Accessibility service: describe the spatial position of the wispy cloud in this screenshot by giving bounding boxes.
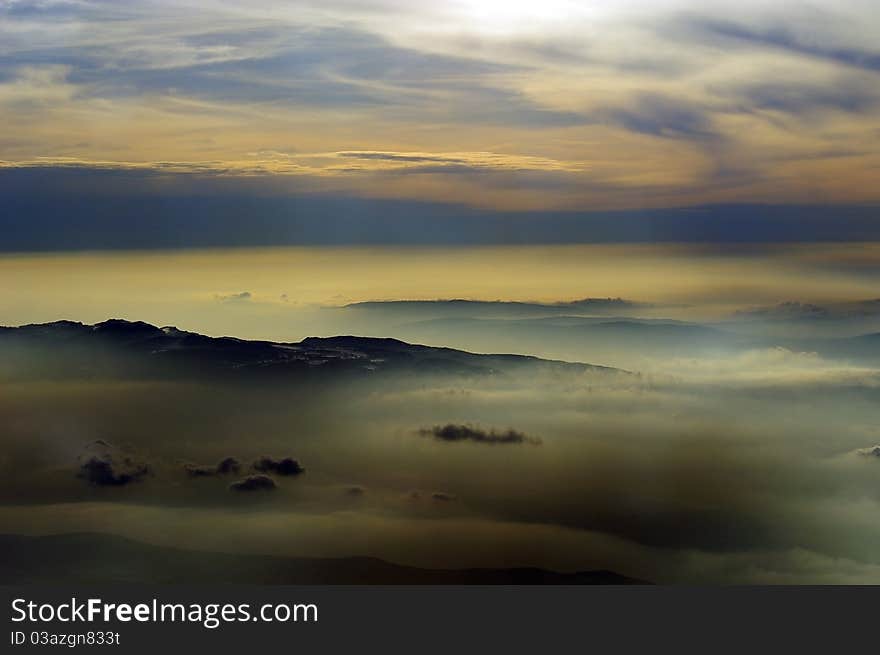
[679,15,880,73]
[1,1,879,211]
[0,148,587,176]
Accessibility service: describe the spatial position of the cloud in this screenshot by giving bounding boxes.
[595,93,715,140]
[253,457,305,476]
[419,424,542,445]
[2,1,880,215]
[0,17,580,127]
[214,291,252,303]
[345,485,366,496]
[78,457,147,486]
[726,79,880,116]
[229,475,276,492]
[184,457,241,477]
[0,149,585,178]
[326,151,584,174]
[431,492,456,502]
[680,16,880,74]
[75,440,150,487]
[856,446,880,458]
[217,457,241,474]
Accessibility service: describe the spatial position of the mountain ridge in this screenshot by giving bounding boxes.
[0,318,627,380]
[0,532,648,585]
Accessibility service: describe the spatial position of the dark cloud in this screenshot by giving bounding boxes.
[680,17,880,73]
[77,456,149,487]
[76,440,150,487]
[216,457,241,474]
[596,93,715,140]
[419,424,542,446]
[345,485,366,496]
[229,475,276,492]
[728,80,880,116]
[253,457,305,476]
[431,492,456,502]
[184,457,241,477]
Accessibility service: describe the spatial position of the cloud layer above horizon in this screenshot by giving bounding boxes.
[1,0,880,218]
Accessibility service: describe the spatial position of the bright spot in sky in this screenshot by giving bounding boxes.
[455,0,583,31]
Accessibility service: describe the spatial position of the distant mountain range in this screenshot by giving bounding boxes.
[396,315,734,350]
[0,319,623,381]
[338,300,880,365]
[344,298,649,319]
[0,533,646,584]
[733,300,880,321]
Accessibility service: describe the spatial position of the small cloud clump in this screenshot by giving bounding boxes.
[419,424,541,445]
[76,441,149,487]
[215,291,252,303]
[253,457,305,476]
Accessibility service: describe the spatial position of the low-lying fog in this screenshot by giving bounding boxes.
[2,354,880,583]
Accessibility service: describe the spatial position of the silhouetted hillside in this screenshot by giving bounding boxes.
[0,319,624,381]
[0,533,646,585]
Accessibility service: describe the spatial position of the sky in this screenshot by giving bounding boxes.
[1,0,879,250]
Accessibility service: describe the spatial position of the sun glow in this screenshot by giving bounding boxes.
[456,0,581,31]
